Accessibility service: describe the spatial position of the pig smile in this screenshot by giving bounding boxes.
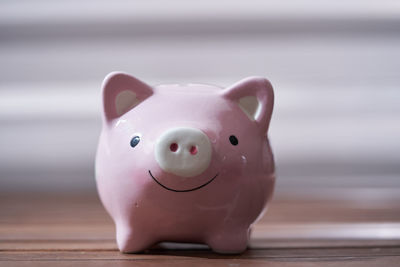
[148,170,218,193]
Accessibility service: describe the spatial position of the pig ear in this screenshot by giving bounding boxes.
[102,72,154,121]
[222,77,274,133]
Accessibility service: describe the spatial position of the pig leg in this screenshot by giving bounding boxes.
[115,222,155,253]
[206,227,249,254]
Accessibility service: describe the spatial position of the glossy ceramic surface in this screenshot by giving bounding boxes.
[95,72,275,254]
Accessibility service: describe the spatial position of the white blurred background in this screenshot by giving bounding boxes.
[0,0,399,199]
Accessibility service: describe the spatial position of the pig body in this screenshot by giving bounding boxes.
[95,73,275,253]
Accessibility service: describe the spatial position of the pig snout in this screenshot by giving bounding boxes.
[154,127,212,178]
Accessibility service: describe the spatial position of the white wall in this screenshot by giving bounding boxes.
[1,0,399,194]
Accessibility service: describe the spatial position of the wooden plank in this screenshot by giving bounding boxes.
[2,193,400,225]
[1,193,400,265]
[1,193,400,251]
[1,223,400,250]
[0,240,117,251]
[1,248,400,267]
[2,247,400,260]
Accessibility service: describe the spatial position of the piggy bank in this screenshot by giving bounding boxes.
[95,72,275,254]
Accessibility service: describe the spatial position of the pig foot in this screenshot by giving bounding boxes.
[207,228,249,254]
[116,224,154,253]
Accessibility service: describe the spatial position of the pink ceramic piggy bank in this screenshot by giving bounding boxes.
[95,72,275,254]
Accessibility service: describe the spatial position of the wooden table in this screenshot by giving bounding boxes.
[1,192,400,266]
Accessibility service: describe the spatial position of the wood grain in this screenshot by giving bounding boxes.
[1,192,400,266]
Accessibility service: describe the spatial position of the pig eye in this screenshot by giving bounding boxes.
[229,135,239,146]
[130,136,140,148]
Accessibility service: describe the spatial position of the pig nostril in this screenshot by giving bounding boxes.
[170,143,178,152]
[190,145,198,155]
